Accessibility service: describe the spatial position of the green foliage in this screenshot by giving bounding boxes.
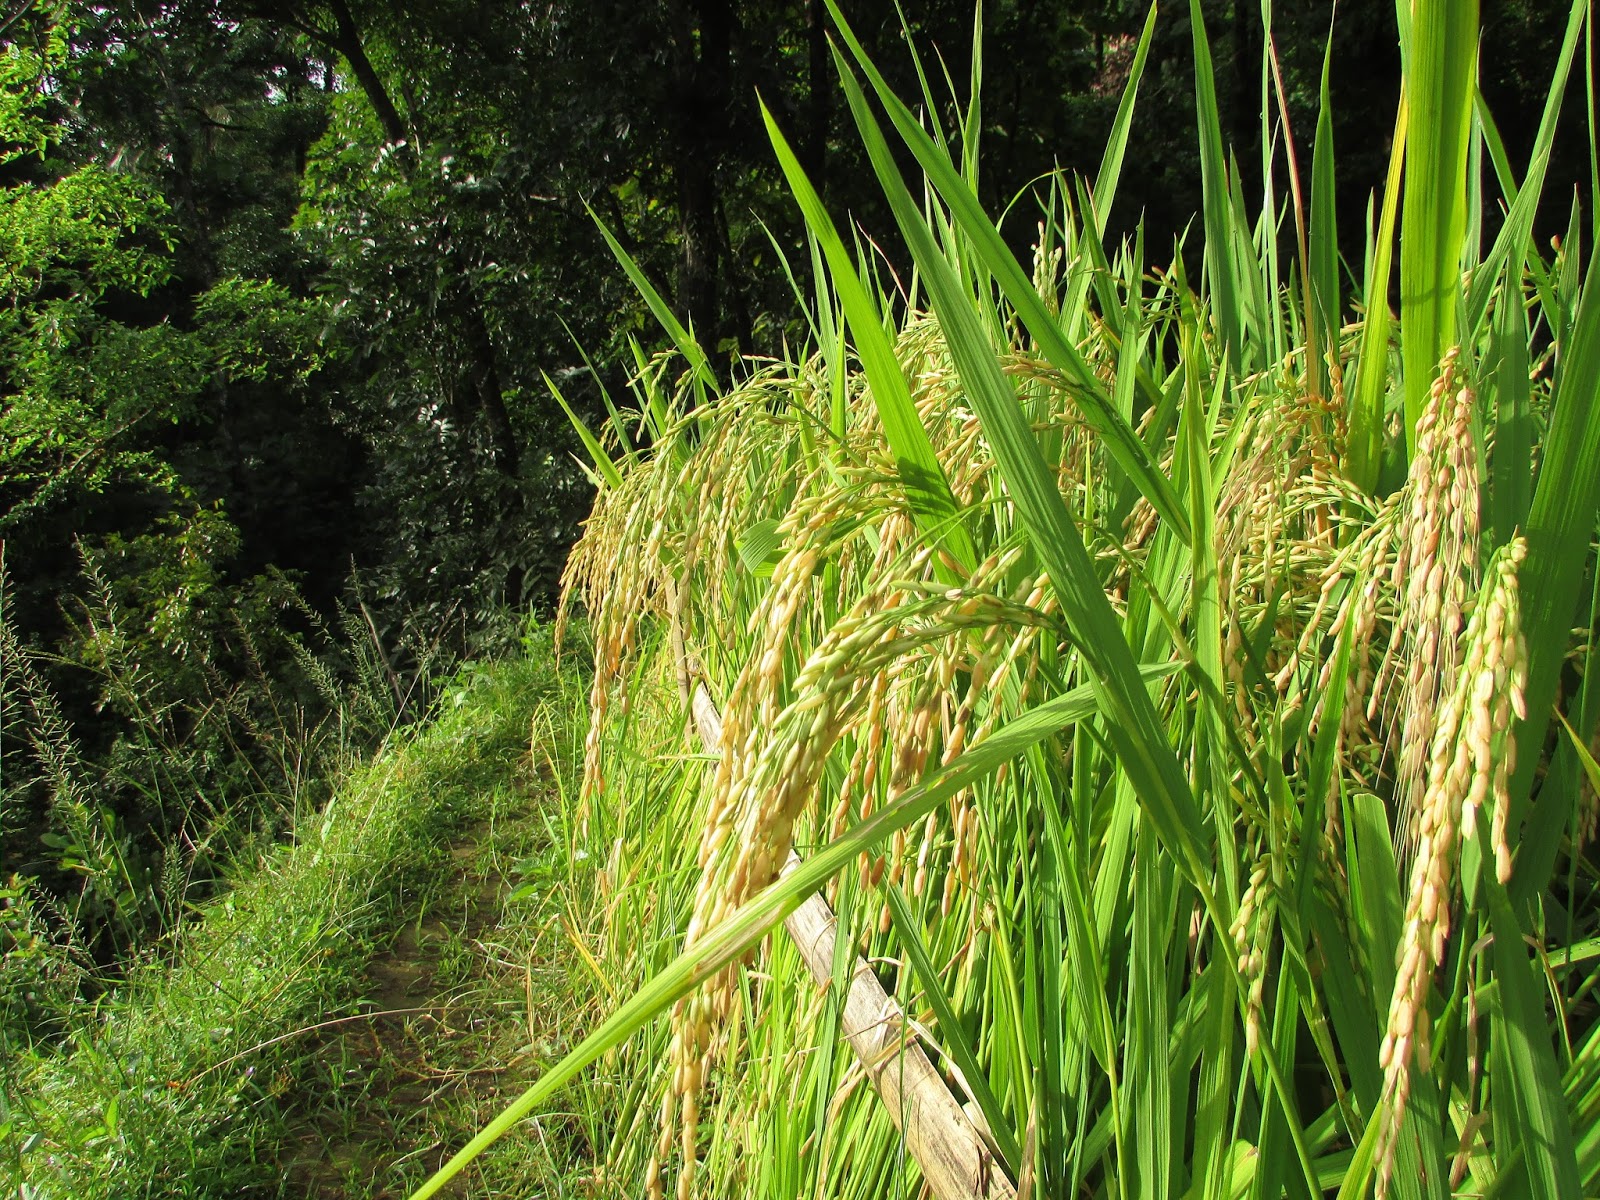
[0,643,574,1197]
[425,4,1600,1198]
[0,876,90,1042]
[0,522,413,974]
[0,5,377,985]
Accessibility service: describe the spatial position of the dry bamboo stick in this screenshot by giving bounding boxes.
[689,683,1015,1200]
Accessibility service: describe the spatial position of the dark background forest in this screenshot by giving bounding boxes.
[0,0,1588,991]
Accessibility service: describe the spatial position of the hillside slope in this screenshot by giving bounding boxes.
[1,637,600,1199]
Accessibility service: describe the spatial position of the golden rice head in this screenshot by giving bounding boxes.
[560,370,811,826]
[1374,536,1526,1198]
[1308,502,1400,834]
[1229,855,1277,1058]
[1030,220,1065,318]
[654,587,1047,1200]
[1388,348,1481,853]
[1210,378,1358,774]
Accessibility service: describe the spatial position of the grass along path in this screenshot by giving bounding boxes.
[286,785,600,1197]
[1,638,603,1199]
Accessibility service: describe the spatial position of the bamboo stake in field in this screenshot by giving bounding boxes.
[690,681,1016,1200]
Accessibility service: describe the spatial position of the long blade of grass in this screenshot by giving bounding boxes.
[1189,0,1246,372]
[1510,239,1600,896]
[1347,92,1407,493]
[1398,0,1478,450]
[1309,25,1339,397]
[1090,2,1157,240]
[884,883,1021,1173]
[824,0,1190,545]
[1059,2,1159,343]
[1484,870,1582,1198]
[759,100,977,573]
[1465,0,1586,337]
[1487,262,1532,542]
[588,205,717,393]
[545,371,624,491]
[1127,821,1176,1198]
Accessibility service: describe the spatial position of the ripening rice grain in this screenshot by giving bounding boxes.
[1388,350,1481,854]
[1375,537,1525,1198]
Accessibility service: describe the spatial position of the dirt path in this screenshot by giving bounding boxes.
[284,777,592,1199]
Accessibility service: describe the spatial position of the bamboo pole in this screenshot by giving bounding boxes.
[689,683,1016,1200]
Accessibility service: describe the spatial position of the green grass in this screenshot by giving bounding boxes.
[0,630,595,1199]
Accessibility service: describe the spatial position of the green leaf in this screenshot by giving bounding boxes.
[544,370,623,491]
[1511,239,1600,895]
[1487,263,1533,542]
[1347,95,1407,493]
[1465,0,1587,338]
[736,518,785,578]
[1556,708,1600,800]
[1485,871,1582,1198]
[1061,2,1160,342]
[759,99,976,574]
[1189,0,1246,373]
[588,204,717,392]
[1398,0,1478,450]
[1309,25,1340,391]
[824,1,1190,545]
[884,883,1021,1173]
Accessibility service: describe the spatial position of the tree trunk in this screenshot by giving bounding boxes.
[326,0,410,147]
[458,295,520,480]
[716,195,753,357]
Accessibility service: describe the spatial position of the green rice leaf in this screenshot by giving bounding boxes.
[1556,708,1600,798]
[1189,0,1246,372]
[1398,0,1478,450]
[736,518,786,578]
[1465,0,1586,337]
[1510,240,1600,893]
[1487,262,1532,542]
[1347,93,1406,494]
[759,100,976,574]
[1061,2,1159,341]
[589,205,717,393]
[884,883,1021,1173]
[824,0,1190,545]
[545,371,624,491]
[1309,24,1339,389]
[1485,871,1582,1198]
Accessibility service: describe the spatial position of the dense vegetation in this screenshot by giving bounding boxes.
[5,0,1303,1017]
[5,0,1600,1197]
[429,4,1600,1200]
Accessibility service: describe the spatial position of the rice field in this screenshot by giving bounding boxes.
[415,2,1600,1197]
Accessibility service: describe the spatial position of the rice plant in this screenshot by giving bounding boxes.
[414,2,1600,1197]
